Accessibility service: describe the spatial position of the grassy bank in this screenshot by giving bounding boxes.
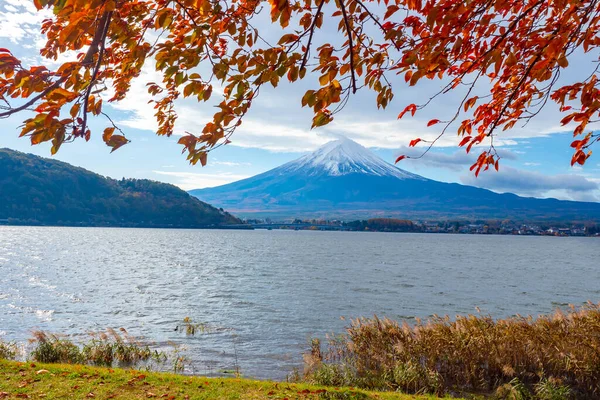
[4,305,599,399]
[0,360,448,400]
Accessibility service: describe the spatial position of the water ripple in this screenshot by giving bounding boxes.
[0,226,598,379]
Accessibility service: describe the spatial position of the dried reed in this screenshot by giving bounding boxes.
[304,304,600,397]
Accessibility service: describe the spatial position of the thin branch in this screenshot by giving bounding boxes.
[0,77,66,118]
[338,0,357,93]
[352,0,397,49]
[300,0,325,71]
[487,28,558,137]
[101,111,126,135]
[81,11,113,136]
[409,70,483,161]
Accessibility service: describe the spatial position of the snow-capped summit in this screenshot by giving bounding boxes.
[189,136,600,221]
[282,137,423,179]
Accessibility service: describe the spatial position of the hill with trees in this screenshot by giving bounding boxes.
[0,148,241,228]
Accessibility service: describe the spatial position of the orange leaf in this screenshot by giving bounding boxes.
[103,127,115,143]
[395,155,406,163]
[463,97,478,112]
[427,119,440,127]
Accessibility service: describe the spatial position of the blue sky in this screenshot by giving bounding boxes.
[1,0,600,202]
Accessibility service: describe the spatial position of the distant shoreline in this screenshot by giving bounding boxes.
[0,221,253,230]
[1,222,598,237]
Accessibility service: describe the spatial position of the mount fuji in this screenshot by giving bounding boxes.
[190,138,600,221]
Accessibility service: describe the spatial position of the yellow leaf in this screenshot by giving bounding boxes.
[47,88,75,102]
[319,74,329,86]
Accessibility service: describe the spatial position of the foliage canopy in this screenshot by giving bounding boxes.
[1,0,599,174]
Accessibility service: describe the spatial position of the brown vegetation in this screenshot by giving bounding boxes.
[303,304,600,398]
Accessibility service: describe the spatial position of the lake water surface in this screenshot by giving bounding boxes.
[0,226,598,379]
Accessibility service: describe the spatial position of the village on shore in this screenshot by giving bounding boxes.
[243,218,600,237]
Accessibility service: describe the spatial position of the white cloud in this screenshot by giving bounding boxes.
[392,146,518,171]
[212,161,251,166]
[152,170,250,190]
[461,166,599,202]
[0,0,49,44]
[229,119,330,152]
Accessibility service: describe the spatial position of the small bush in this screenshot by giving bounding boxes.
[175,317,208,336]
[534,377,573,400]
[30,329,166,369]
[169,343,191,373]
[304,304,600,397]
[30,331,83,364]
[392,361,442,395]
[82,328,164,367]
[495,378,532,400]
[0,340,17,360]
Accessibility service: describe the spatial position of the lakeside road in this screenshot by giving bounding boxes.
[0,360,452,400]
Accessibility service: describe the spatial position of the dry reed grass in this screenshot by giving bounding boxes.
[30,328,165,368]
[303,304,600,398]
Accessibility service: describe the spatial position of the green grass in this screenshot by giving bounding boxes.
[0,360,455,400]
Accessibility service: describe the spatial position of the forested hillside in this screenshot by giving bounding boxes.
[0,149,240,228]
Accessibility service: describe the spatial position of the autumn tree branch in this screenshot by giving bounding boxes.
[81,11,113,137]
[0,78,66,118]
[339,0,357,93]
[300,0,325,71]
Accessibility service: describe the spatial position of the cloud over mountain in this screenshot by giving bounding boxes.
[190,138,600,221]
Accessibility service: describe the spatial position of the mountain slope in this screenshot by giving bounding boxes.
[0,148,241,227]
[190,138,600,221]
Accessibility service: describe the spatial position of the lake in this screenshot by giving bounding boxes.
[0,226,598,379]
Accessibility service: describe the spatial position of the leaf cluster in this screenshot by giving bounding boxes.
[1,0,600,171]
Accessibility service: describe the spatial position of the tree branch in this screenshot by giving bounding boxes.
[300,0,325,71]
[81,11,113,137]
[0,77,66,118]
[339,0,357,93]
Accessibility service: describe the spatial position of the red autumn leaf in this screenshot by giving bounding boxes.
[395,155,407,163]
[381,21,394,31]
[384,5,399,20]
[398,104,417,119]
[427,119,440,127]
[458,136,472,147]
[409,138,422,147]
